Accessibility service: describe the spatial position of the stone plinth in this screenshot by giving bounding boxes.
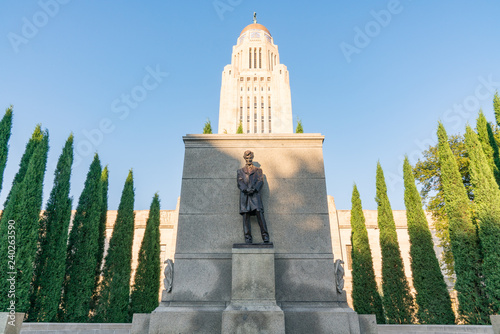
[149,134,361,333]
[0,312,23,334]
[222,245,285,334]
[492,315,500,334]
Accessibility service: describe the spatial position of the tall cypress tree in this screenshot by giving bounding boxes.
[475,111,500,187]
[375,162,414,324]
[437,122,489,324]
[94,170,135,323]
[0,125,44,262]
[403,157,455,324]
[59,154,102,322]
[0,127,49,312]
[494,91,500,127]
[350,184,385,323]
[29,134,74,321]
[3,125,43,210]
[91,166,109,310]
[130,193,161,315]
[464,125,500,313]
[0,106,13,194]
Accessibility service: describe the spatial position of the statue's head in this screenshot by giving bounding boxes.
[243,150,254,165]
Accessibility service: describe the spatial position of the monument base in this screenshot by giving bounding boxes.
[281,304,361,334]
[222,302,285,334]
[221,245,285,334]
[145,134,366,333]
[148,303,225,334]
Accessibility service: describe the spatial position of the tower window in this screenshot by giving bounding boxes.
[259,48,262,69]
[254,48,257,69]
[240,97,243,123]
[247,96,250,132]
[240,77,244,81]
[254,96,257,133]
[261,96,264,133]
[268,96,272,133]
[249,48,252,69]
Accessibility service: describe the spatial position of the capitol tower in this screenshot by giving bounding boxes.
[218,15,293,134]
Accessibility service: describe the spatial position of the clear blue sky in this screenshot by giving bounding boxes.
[1,1,499,211]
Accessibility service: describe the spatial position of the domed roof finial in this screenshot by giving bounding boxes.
[253,12,257,24]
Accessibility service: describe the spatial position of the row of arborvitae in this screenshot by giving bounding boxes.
[0,106,162,323]
[350,161,454,325]
[351,92,500,325]
[438,118,500,324]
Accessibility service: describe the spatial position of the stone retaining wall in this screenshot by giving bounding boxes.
[15,322,498,334]
[20,323,131,334]
[378,324,493,334]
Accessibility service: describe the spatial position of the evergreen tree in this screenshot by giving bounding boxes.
[94,170,135,323]
[91,166,109,310]
[494,91,500,127]
[375,162,414,324]
[436,122,489,324]
[464,125,500,313]
[350,184,385,323]
[59,154,103,322]
[203,119,212,134]
[403,157,455,324]
[295,119,304,133]
[236,121,244,134]
[130,193,161,315]
[475,111,500,187]
[0,106,13,194]
[486,122,500,188]
[0,127,49,312]
[3,125,43,209]
[29,134,74,321]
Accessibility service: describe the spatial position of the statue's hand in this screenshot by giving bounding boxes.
[247,188,255,194]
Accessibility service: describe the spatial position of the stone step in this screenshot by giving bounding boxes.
[378,324,493,334]
[20,323,131,334]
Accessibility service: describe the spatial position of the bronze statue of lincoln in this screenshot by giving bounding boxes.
[237,150,270,244]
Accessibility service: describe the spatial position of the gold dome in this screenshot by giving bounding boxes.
[240,23,271,36]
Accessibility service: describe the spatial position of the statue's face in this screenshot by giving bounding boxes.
[245,156,253,165]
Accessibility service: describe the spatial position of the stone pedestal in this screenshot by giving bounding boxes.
[0,313,24,334]
[148,134,361,333]
[222,245,285,334]
[492,315,500,334]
